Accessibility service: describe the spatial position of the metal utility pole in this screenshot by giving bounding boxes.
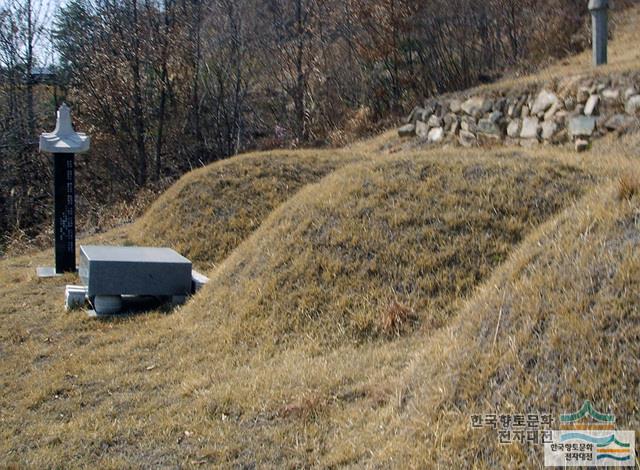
[588,0,609,66]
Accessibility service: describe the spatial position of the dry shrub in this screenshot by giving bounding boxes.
[617,170,640,201]
[379,300,418,337]
[2,226,52,258]
[328,107,376,147]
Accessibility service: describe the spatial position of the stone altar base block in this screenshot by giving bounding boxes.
[80,245,193,298]
[191,270,210,293]
[37,266,80,278]
[37,266,64,278]
[65,284,88,310]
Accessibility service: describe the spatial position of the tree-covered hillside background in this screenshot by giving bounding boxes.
[0,0,629,252]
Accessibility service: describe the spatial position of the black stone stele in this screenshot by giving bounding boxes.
[37,104,90,277]
[53,153,76,273]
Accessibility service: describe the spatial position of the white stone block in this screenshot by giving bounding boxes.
[192,270,210,293]
[415,120,429,139]
[65,285,88,311]
[520,117,540,140]
[428,127,444,143]
[532,90,558,115]
[584,94,600,116]
[507,119,522,138]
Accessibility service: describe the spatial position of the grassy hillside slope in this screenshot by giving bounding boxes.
[130,150,357,270]
[0,5,639,467]
[185,151,594,352]
[0,146,607,468]
[364,176,640,468]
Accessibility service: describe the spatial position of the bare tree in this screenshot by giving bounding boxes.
[0,0,53,244]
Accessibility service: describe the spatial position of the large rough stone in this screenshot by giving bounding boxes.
[507,119,522,138]
[626,95,640,116]
[532,89,559,115]
[520,117,540,140]
[584,94,600,116]
[415,120,429,139]
[450,119,460,135]
[461,96,493,118]
[602,88,620,102]
[443,113,457,130]
[604,114,637,132]
[428,127,445,143]
[428,114,443,128]
[568,116,596,139]
[449,99,462,113]
[458,129,477,147]
[406,106,422,124]
[461,116,477,133]
[488,111,503,123]
[521,105,530,118]
[417,106,434,122]
[477,118,502,137]
[398,123,416,137]
[408,104,434,124]
[544,101,561,121]
[624,87,638,101]
[481,98,494,114]
[541,121,559,141]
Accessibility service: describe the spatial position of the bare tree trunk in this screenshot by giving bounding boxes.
[294,0,307,143]
[507,1,520,61]
[26,0,35,136]
[131,0,147,186]
[230,1,243,155]
[155,0,171,181]
[155,68,167,181]
[191,0,203,161]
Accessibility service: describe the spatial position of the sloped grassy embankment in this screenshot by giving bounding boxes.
[183,151,594,351]
[363,175,640,468]
[130,150,358,270]
[3,5,640,458]
[0,145,604,468]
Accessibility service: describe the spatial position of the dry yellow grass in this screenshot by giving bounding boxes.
[184,151,594,353]
[0,145,612,468]
[361,177,640,468]
[129,150,360,271]
[1,5,640,468]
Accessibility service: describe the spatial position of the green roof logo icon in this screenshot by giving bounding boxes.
[560,400,615,424]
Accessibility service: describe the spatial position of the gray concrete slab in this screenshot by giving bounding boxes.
[80,245,192,297]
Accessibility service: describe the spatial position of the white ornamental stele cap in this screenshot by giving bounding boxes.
[39,103,90,154]
[588,0,608,10]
